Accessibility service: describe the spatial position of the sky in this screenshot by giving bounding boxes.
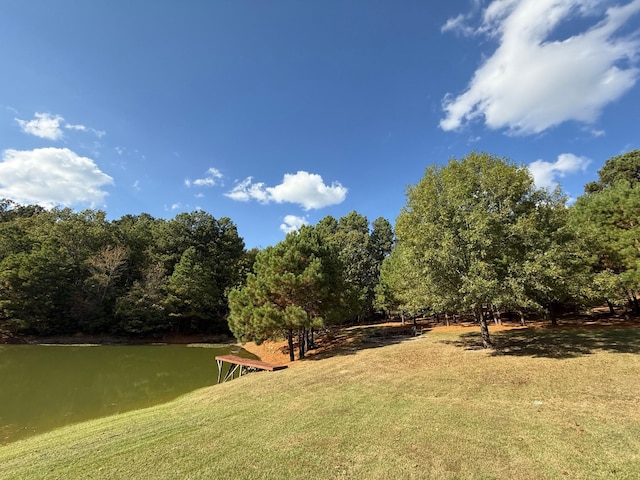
[1,0,639,249]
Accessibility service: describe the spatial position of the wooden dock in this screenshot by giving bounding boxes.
[215,354,287,383]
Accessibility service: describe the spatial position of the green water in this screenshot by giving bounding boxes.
[0,343,252,445]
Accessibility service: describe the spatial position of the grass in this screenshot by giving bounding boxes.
[1,323,639,479]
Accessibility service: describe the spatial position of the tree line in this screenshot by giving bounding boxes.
[374,150,640,348]
[0,204,393,343]
[0,207,248,336]
[228,213,394,361]
[1,149,638,351]
[228,149,639,355]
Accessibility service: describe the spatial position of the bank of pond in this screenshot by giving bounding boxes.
[0,343,255,445]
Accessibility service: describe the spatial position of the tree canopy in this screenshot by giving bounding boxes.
[391,152,588,347]
[572,149,640,314]
[1,148,638,349]
[0,206,247,337]
[228,225,345,360]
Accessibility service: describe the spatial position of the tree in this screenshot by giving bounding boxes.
[0,222,77,334]
[369,217,394,268]
[572,180,640,314]
[115,262,170,335]
[513,193,596,325]
[150,211,246,331]
[585,149,640,193]
[228,226,344,360]
[375,242,428,319]
[164,246,224,332]
[394,152,578,348]
[315,212,394,323]
[573,149,640,314]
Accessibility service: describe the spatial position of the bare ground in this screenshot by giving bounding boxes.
[241,312,640,365]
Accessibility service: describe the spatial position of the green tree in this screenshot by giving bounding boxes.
[375,242,427,319]
[573,149,640,314]
[572,180,640,314]
[394,152,578,347]
[513,193,595,325]
[151,211,245,331]
[316,212,394,323]
[0,210,78,334]
[585,149,640,193]
[164,246,224,332]
[115,262,170,335]
[228,226,344,360]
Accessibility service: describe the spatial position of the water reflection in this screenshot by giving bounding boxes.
[0,344,254,444]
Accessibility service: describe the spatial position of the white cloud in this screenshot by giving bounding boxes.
[225,171,348,210]
[65,123,106,138]
[225,177,271,203]
[185,167,224,188]
[440,0,640,135]
[280,215,309,234]
[15,112,105,139]
[0,147,114,208]
[528,153,591,189]
[15,112,64,140]
[441,13,476,36]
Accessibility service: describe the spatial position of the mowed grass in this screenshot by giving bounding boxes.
[1,325,639,479]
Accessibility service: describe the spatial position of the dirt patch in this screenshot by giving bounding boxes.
[240,314,640,364]
[240,340,292,365]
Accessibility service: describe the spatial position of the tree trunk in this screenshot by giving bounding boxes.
[298,329,306,360]
[476,307,493,349]
[287,330,295,362]
[632,290,640,316]
[492,305,502,325]
[444,312,450,327]
[517,310,526,326]
[606,298,615,315]
[548,303,558,326]
[309,328,315,350]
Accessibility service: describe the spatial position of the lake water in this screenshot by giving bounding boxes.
[0,343,253,445]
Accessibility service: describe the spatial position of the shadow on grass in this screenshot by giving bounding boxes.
[442,325,640,359]
[302,323,430,361]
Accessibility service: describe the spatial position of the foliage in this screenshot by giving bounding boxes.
[0,203,246,337]
[584,149,640,193]
[571,152,640,313]
[315,212,394,322]
[392,152,587,346]
[228,226,345,360]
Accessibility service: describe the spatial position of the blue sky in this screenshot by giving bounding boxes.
[1,0,639,249]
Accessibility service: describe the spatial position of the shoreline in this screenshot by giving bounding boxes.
[0,332,235,346]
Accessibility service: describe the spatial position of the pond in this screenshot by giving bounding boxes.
[0,343,254,445]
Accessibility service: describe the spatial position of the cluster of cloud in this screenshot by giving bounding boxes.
[528,153,591,189]
[185,167,224,188]
[1,112,112,209]
[440,0,640,135]
[280,214,309,234]
[0,148,114,208]
[15,112,105,140]
[225,171,348,210]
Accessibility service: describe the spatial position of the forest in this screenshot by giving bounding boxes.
[1,150,638,353]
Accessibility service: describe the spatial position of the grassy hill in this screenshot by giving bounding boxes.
[1,323,639,479]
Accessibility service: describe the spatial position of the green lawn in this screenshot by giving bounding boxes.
[1,325,639,479]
